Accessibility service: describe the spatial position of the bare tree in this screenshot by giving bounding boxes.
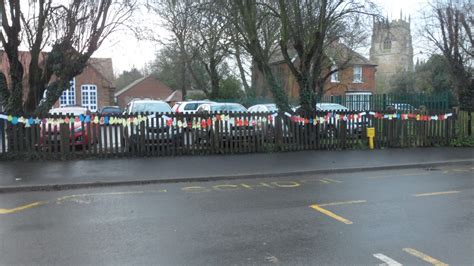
[147,42,209,92]
[193,1,231,99]
[422,0,473,111]
[148,0,201,100]
[0,0,24,115]
[0,0,137,115]
[224,0,290,112]
[273,0,377,113]
[229,32,252,96]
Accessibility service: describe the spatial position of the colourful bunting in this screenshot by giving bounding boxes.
[0,110,457,130]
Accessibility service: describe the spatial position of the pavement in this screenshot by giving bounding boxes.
[0,147,472,192]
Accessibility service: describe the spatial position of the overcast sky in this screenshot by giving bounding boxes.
[94,0,430,76]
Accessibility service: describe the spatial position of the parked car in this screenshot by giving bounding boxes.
[316,103,349,111]
[195,103,249,142]
[172,100,215,114]
[124,99,172,115]
[100,106,121,116]
[196,103,247,113]
[123,99,177,149]
[248,104,278,113]
[386,103,416,112]
[42,106,95,148]
[49,106,90,116]
[291,103,366,137]
[293,103,349,113]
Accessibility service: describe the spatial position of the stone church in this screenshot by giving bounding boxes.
[370,12,414,93]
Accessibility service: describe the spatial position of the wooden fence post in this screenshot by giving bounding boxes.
[275,112,283,151]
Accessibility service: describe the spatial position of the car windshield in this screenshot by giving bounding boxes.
[131,102,171,114]
[102,107,120,113]
[49,107,87,116]
[184,103,202,111]
[211,104,246,112]
[264,104,278,112]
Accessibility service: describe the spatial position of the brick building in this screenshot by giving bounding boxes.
[0,51,115,112]
[251,43,377,102]
[114,75,176,109]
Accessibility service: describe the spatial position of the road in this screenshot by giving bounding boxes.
[0,164,473,265]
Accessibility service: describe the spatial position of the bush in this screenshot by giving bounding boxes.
[450,136,474,147]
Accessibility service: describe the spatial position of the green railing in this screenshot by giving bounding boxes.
[211,92,452,112]
[319,92,452,112]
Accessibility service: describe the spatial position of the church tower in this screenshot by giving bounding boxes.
[370,11,414,93]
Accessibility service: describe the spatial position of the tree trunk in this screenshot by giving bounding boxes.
[0,73,11,111]
[24,52,44,114]
[7,55,24,115]
[296,75,316,115]
[180,55,187,101]
[256,61,290,112]
[209,61,220,99]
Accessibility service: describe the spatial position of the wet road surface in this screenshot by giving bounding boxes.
[0,165,473,265]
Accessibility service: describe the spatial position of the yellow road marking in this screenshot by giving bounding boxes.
[413,191,460,197]
[0,201,47,214]
[56,191,144,202]
[444,170,469,174]
[309,204,353,224]
[367,172,429,179]
[319,200,367,207]
[403,248,449,266]
[443,168,472,174]
[322,178,342,183]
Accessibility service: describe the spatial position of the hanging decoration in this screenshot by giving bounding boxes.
[0,112,455,129]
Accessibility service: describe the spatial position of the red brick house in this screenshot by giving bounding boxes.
[251,43,377,102]
[114,75,176,109]
[0,51,115,112]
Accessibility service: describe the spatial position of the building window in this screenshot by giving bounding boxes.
[81,84,98,112]
[353,66,363,83]
[330,65,339,82]
[59,79,76,107]
[383,38,391,51]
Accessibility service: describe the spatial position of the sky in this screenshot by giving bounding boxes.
[94,0,430,76]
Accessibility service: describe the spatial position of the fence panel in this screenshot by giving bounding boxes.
[0,110,458,160]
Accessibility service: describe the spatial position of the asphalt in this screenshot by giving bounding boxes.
[0,166,473,265]
[0,147,472,192]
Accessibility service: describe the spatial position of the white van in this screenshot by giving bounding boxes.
[345,91,372,111]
